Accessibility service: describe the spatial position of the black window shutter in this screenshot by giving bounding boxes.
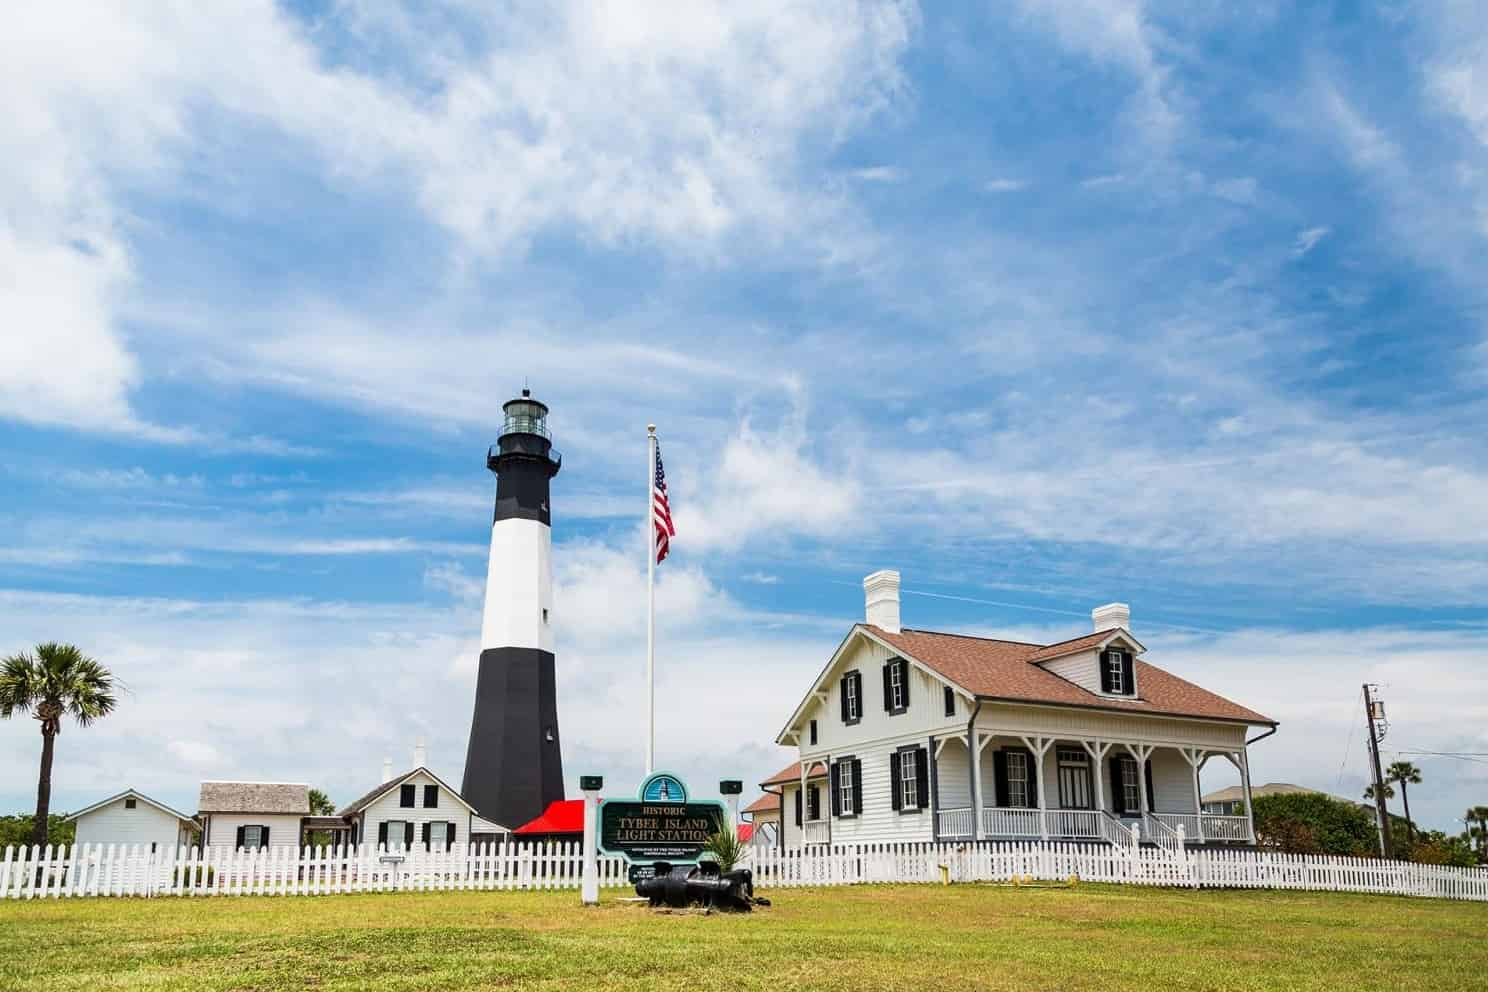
[400,784,415,808]
[1023,751,1038,808]
[882,663,893,712]
[1099,650,1113,692]
[404,822,415,848]
[830,762,841,816]
[1121,654,1136,696]
[914,747,929,809]
[901,661,911,709]
[807,785,818,821]
[1144,760,1155,811]
[1109,758,1124,812]
[944,686,955,716]
[840,679,849,722]
[235,826,246,849]
[793,788,802,826]
[810,720,818,745]
[890,754,903,811]
[851,759,863,815]
[993,750,1009,807]
[261,826,270,847]
[378,821,388,846]
[424,785,438,808]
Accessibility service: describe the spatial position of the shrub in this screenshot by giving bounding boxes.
[702,828,744,872]
[1252,793,1378,857]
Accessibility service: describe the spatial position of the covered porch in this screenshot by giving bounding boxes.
[930,731,1255,846]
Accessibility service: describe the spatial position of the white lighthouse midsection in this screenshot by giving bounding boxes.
[479,516,554,654]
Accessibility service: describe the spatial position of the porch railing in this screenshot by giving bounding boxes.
[803,820,830,845]
[1200,814,1251,842]
[1143,813,1184,853]
[1043,809,1101,839]
[937,807,975,838]
[1153,812,1201,840]
[981,807,1043,837]
[1100,811,1138,849]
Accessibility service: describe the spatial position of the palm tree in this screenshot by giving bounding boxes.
[0,644,117,849]
[1385,761,1422,842]
[1363,782,1394,801]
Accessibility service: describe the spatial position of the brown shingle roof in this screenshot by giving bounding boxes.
[759,761,827,788]
[744,793,780,815]
[198,782,309,814]
[866,625,1273,725]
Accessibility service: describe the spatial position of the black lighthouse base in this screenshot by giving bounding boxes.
[462,647,565,831]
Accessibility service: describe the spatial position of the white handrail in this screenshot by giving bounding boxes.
[936,807,975,838]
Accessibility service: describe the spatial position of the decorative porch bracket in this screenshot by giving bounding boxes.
[1080,739,1114,823]
[1018,735,1056,839]
[1178,747,1207,844]
[1218,749,1257,843]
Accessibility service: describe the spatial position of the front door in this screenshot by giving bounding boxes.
[1056,747,1092,809]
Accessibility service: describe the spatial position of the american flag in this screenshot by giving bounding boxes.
[653,442,675,564]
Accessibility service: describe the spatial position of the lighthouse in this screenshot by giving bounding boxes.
[461,389,565,829]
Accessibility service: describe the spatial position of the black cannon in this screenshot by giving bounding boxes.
[634,860,757,911]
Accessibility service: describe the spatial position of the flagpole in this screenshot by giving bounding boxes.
[646,423,657,776]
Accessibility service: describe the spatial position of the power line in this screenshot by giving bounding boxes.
[1336,686,1363,794]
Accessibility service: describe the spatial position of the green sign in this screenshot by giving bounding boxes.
[598,772,726,865]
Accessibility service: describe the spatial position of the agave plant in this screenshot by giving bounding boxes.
[702,827,745,872]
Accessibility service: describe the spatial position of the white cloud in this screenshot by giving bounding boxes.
[851,166,906,182]
[983,178,1028,193]
[1292,225,1331,257]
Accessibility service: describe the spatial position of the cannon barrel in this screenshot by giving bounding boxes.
[635,862,755,911]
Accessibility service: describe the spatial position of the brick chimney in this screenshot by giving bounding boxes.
[864,570,901,633]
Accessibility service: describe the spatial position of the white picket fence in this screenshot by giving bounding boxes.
[746,841,1488,902]
[4,839,1486,902]
[0,841,628,899]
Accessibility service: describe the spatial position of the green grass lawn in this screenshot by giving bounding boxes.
[1,883,1483,991]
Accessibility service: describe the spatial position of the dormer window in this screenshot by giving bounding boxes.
[1100,647,1135,696]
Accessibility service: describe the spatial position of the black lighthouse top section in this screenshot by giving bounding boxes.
[489,389,561,525]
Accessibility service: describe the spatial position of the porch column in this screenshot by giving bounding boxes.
[1180,748,1206,844]
[1238,748,1256,843]
[799,764,808,845]
[929,737,940,843]
[970,730,984,841]
[1082,739,1113,817]
[1123,743,1156,815]
[1020,735,1054,840]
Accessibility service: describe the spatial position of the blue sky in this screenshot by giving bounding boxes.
[2,1,1486,833]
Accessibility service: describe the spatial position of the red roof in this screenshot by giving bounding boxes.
[513,799,586,836]
[744,793,781,815]
[866,625,1273,725]
[759,761,827,788]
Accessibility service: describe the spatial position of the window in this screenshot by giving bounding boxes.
[242,825,264,850]
[385,820,406,849]
[1120,756,1141,814]
[124,797,137,810]
[150,842,157,853]
[428,822,449,850]
[898,749,918,809]
[806,784,820,821]
[1057,747,1092,809]
[400,784,416,808]
[809,719,818,745]
[542,608,549,624]
[1107,651,1125,694]
[1006,752,1029,808]
[423,784,439,808]
[944,686,955,717]
[837,760,855,816]
[887,659,906,713]
[842,671,861,724]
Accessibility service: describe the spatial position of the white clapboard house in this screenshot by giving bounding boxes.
[67,788,199,853]
[198,782,310,850]
[770,570,1276,848]
[336,745,502,851]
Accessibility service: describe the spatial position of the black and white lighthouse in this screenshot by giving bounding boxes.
[461,389,565,830]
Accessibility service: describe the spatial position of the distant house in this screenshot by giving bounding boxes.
[1201,782,1321,815]
[198,782,309,850]
[67,789,198,853]
[337,759,491,851]
[742,792,780,847]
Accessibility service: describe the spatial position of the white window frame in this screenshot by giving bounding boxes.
[1006,752,1029,808]
[242,825,264,850]
[428,821,449,850]
[838,760,854,816]
[1120,757,1141,814]
[889,660,906,711]
[385,820,406,850]
[898,749,918,809]
[1107,651,1125,694]
[844,674,859,722]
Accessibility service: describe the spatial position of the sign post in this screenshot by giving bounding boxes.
[599,772,727,883]
[580,774,603,905]
[720,779,743,832]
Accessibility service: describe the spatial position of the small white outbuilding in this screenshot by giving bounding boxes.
[67,789,199,853]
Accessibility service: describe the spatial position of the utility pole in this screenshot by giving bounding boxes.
[1362,683,1392,857]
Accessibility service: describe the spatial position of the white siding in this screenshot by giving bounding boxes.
[358,771,470,849]
[1039,638,1142,698]
[824,735,935,845]
[935,739,972,809]
[73,797,190,851]
[204,813,304,849]
[1149,748,1198,813]
[806,633,961,758]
